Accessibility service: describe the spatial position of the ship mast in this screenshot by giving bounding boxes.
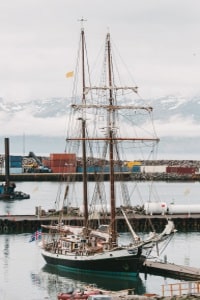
[106,33,117,246]
[80,22,89,228]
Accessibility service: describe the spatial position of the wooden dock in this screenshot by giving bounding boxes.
[142,260,200,281]
[0,212,200,233]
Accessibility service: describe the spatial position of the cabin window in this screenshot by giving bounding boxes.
[62,241,68,248]
[128,248,138,255]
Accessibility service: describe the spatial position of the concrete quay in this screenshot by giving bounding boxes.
[0,172,198,182]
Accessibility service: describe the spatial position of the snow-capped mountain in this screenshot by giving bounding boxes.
[152,95,200,122]
[0,94,199,123]
[0,95,199,159]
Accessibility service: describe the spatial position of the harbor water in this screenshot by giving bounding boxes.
[1,180,200,215]
[0,181,200,299]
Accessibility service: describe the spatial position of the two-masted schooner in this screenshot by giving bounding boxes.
[40,25,176,276]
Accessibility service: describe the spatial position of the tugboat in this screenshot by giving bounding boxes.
[0,138,30,200]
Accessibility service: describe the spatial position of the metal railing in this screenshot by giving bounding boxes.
[162,281,200,297]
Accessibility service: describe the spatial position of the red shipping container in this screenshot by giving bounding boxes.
[166,166,196,174]
[50,154,76,169]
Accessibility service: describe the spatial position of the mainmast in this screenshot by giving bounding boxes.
[80,21,89,228]
[106,33,117,246]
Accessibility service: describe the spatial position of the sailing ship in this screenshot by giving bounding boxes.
[0,138,30,200]
[41,24,176,276]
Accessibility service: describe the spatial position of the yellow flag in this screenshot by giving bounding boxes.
[66,71,74,78]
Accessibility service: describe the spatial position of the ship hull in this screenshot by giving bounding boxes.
[41,248,145,276]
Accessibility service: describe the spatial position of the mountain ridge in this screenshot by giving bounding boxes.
[0,94,199,122]
[0,95,199,159]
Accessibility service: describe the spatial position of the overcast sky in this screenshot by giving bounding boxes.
[0,0,200,103]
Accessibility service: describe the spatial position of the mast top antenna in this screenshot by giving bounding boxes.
[78,17,87,29]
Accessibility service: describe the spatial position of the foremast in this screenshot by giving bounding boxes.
[106,33,116,246]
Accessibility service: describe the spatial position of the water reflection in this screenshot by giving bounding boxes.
[2,236,10,286]
[41,264,146,295]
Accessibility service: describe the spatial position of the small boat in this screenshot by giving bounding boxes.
[0,138,30,200]
[0,183,30,200]
[41,23,176,277]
